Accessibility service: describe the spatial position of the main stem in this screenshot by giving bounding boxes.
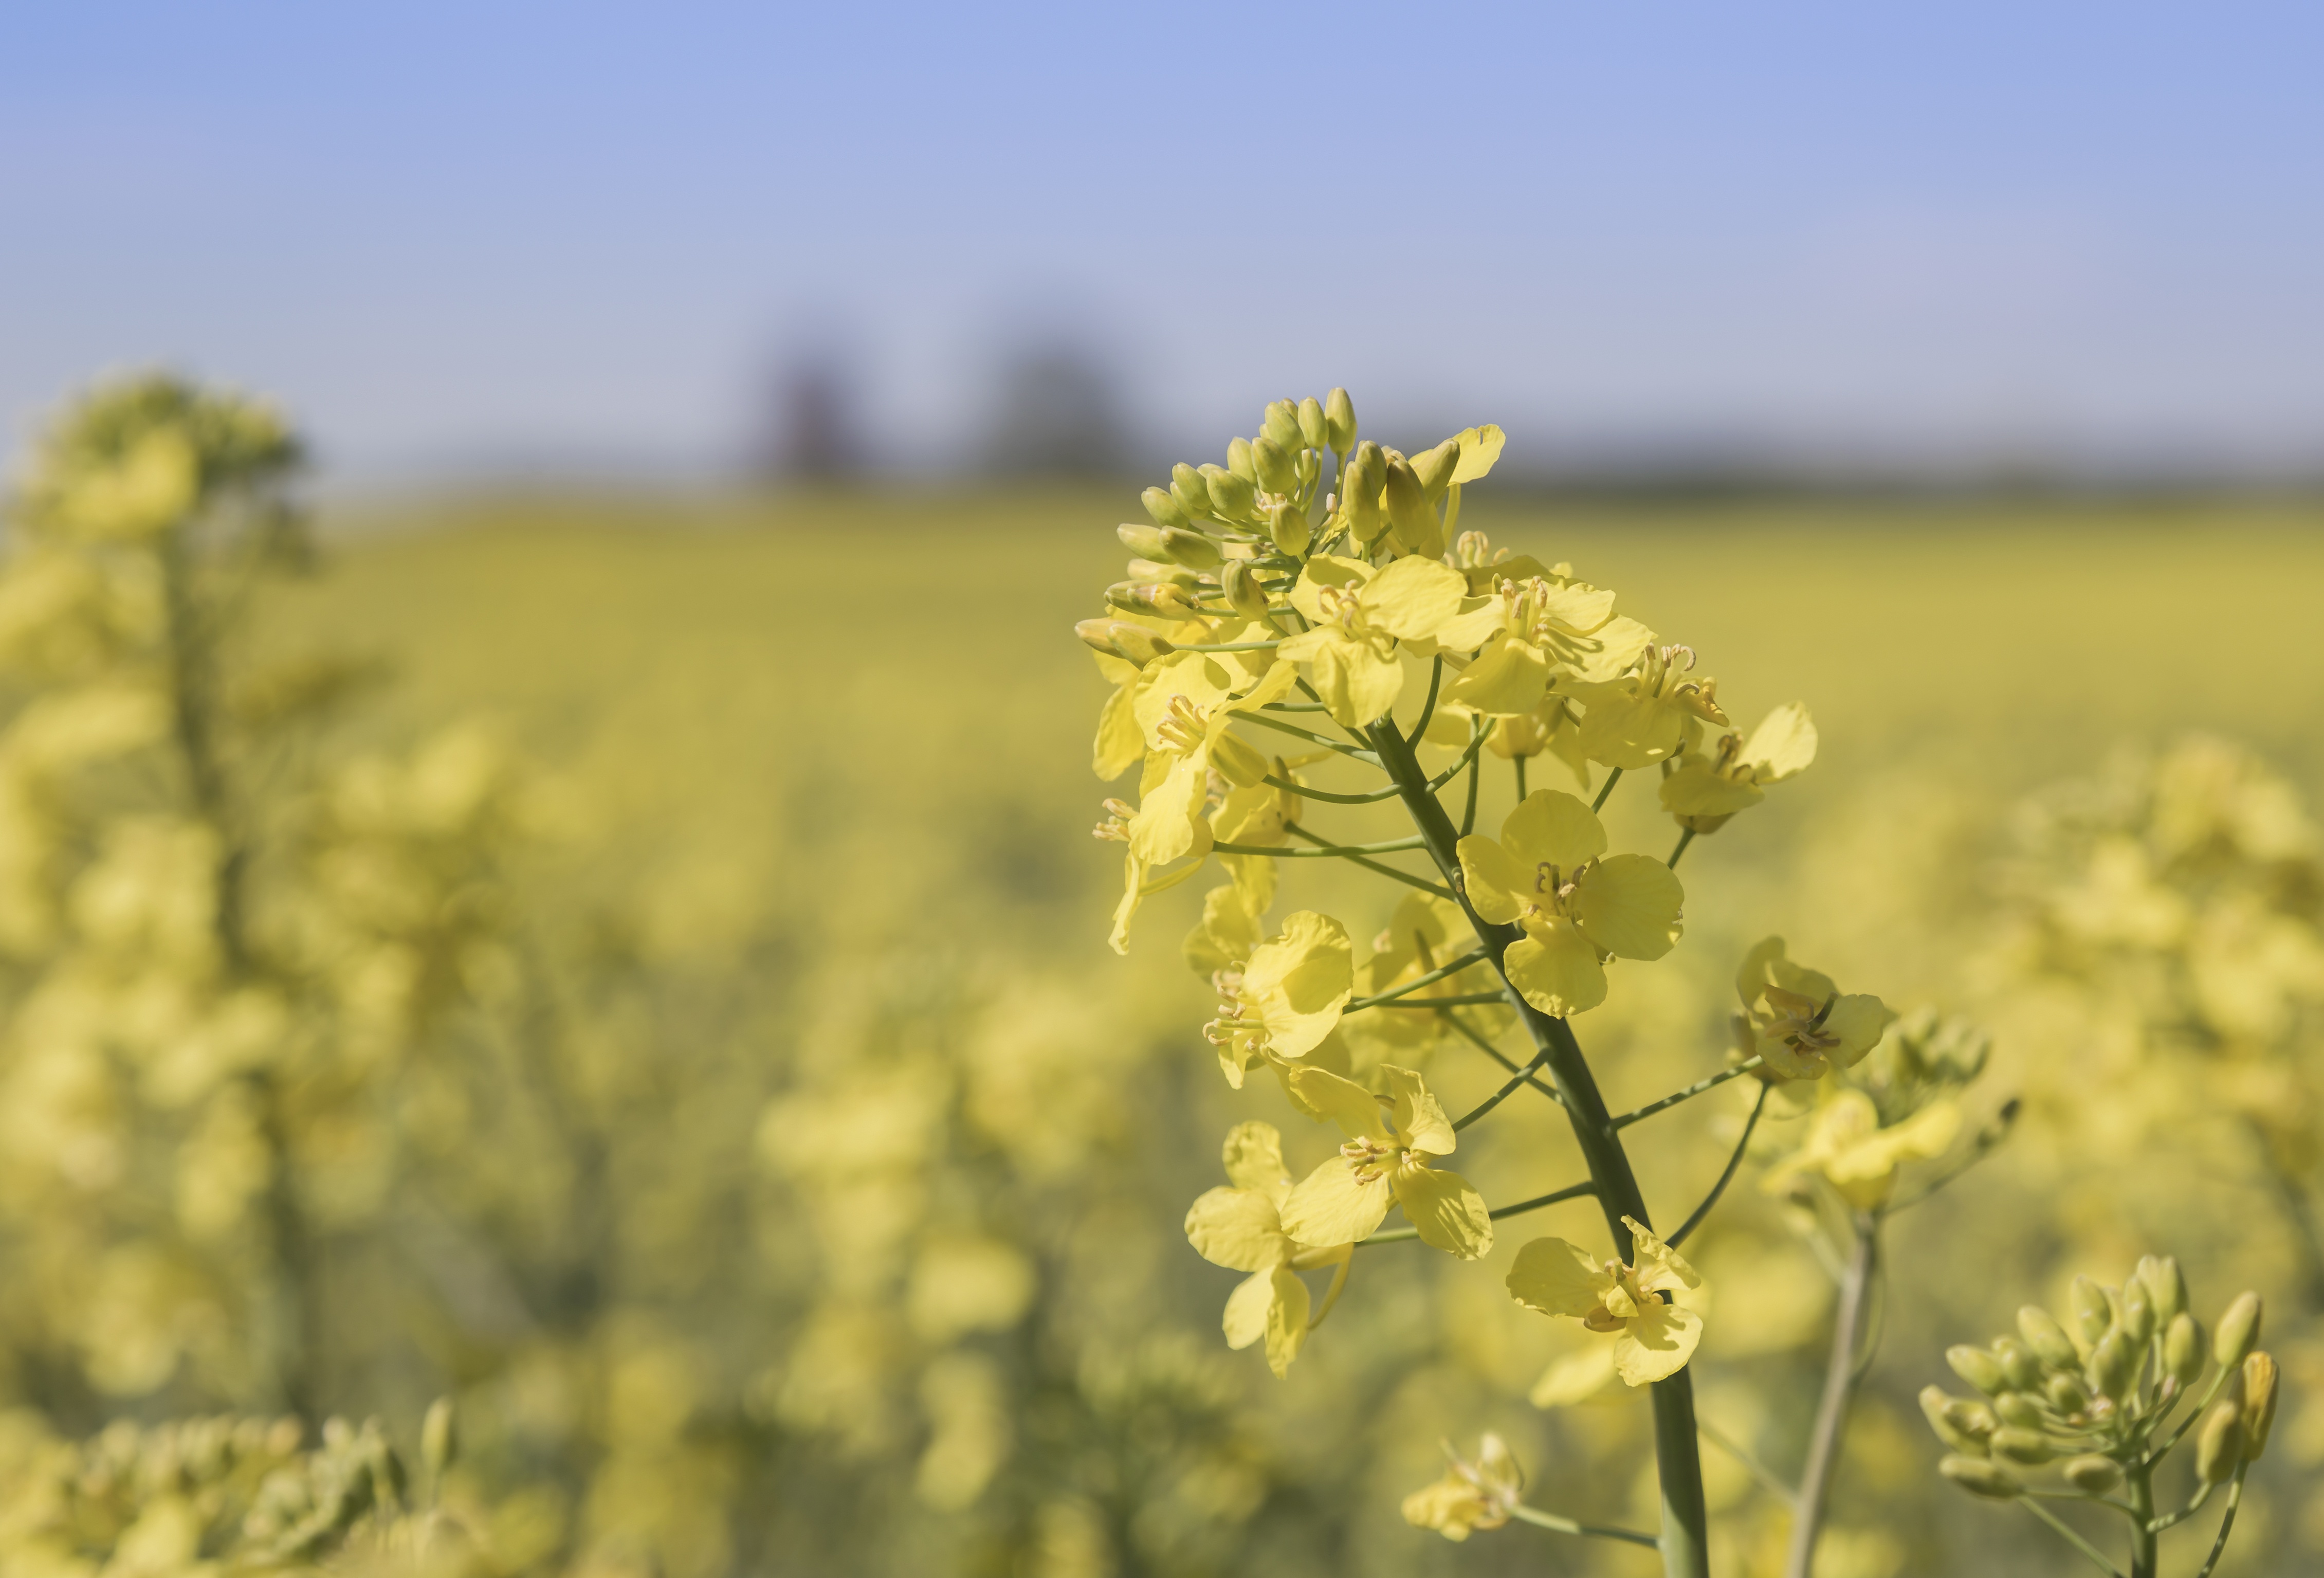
[1367,722,1710,1578]
[1784,1211,1876,1578]
[2125,1462,2157,1578]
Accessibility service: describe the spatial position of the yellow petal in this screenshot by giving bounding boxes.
[1506,1236,1612,1318]
[1613,1301,1703,1385]
[1571,855,1685,962]
[1260,1265,1311,1376]
[1431,596,1511,654]
[1221,1267,1275,1349]
[1450,424,1507,484]
[1529,1342,1619,1408]
[1127,753,1211,866]
[1734,936,1788,1007]
[1622,1216,1702,1297]
[1558,613,1655,685]
[1380,1064,1455,1156]
[1286,554,1375,626]
[1278,1155,1394,1246]
[1286,1066,1392,1142]
[1132,651,1237,747]
[1243,910,1353,1058]
[1184,1186,1287,1273]
[1220,1120,1288,1194]
[1275,1027,1355,1117]
[1183,883,1260,975]
[1455,833,1531,925]
[1820,994,1897,1067]
[1094,684,1145,780]
[1741,702,1817,782]
[1658,759,1764,818]
[1504,922,1607,1017]
[1362,556,1468,642]
[1501,790,1606,870]
[1393,1161,1493,1259]
[1443,634,1550,716]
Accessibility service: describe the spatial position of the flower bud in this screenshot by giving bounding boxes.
[2060,1455,2121,1494]
[1266,498,1310,558]
[1107,581,1200,620]
[2045,1373,2090,1415]
[1410,436,1461,502]
[1988,1427,2055,1465]
[1075,617,1122,655]
[1324,388,1357,454]
[2241,1352,2278,1461]
[1993,1337,2041,1392]
[1212,731,1270,788]
[1297,396,1329,450]
[2135,1255,2186,1323]
[1381,458,1443,558]
[1341,442,1388,545]
[2118,1281,2154,1348]
[1220,560,1269,620]
[1119,522,1172,560]
[1918,1386,1991,1453]
[1993,1392,2044,1430]
[1946,1346,2006,1395]
[2088,1329,2139,1402]
[2070,1277,2113,1346]
[1170,462,1214,521]
[1252,435,1298,497]
[2165,1312,2206,1386]
[1938,1455,2020,1499]
[1106,623,1176,666]
[2195,1400,2244,1485]
[1200,464,1258,522]
[1157,527,1223,570]
[2216,1292,2262,1367]
[422,1396,458,1478]
[1261,400,1302,455]
[1227,437,1257,482]
[2018,1305,2079,1371]
[1143,486,1191,532]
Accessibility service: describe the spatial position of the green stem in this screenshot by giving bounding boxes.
[2124,1460,2157,1578]
[1668,1083,1771,1248]
[2190,1469,2245,1578]
[1459,723,1483,835]
[1404,656,1441,748]
[1591,766,1623,812]
[1237,710,1380,761]
[1451,1049,1551,1131]
[1515,755,1527,801]
[1365,719,1709,1578]
[1436,1010,1565,1108]
[1698,1416,1798,1507]
[1359,1180,1596,1245]
[2019,1499,2130,1578]
[1613,1059,1764,1129]
[1212,836,1426,859]
[1668,827,1696,868]
[1784,1212,1877,1578]
[1343,947,1492,1012]
[1281,825,1455,900]
[1508,1504,1661,1549]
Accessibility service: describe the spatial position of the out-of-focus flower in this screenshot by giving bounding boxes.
[1401,1433,1525,1540]
[1658,702,1818,833]
[1763,1087,1960,1210]
[1733,937,1896,1080]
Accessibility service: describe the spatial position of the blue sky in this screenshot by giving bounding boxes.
[3,3,2320,478]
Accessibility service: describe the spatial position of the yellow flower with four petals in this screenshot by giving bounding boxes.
[1275,555,1469,727]
[1401,1433,1525,1540]
[1733,937,1896,1080]
[1183,1121,1353,1377]
[1506,1216,1705,1386]
[1279,1065,1493,1258]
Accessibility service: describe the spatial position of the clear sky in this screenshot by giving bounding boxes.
[4,3,2320,479]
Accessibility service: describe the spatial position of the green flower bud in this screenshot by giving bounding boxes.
[2165,1312,2207,1386]
[1410,436,1461,502]
[1341,442,1387,544]
[1993,1337,2041,1392]
[2070,1276,2113,1346]
[1227,437,1257,482]
[2088,1328,2139,1402]
[2195,1400,2244,1485]
[1381,458,1443,558]
[2118,1281,2154,1348]
[1106,581,1200,620]
[1170,462,1214,521]
[1918,1386,1990,1453]
[1200,464,1258,522]
[1142,486,1191,531]
[1124,559,1201,590]
[1297,396,1328,450]
[2216,1292,2262,1367]
[1266,499,1310,558]
[1324,388,1357,454]
[1993,1392,2045,1430]
[1251,435,1298,496]
[2045,1372,2091,1415]
[1156,527,1223,570]
[2241,1352,2278,1461]
[1988,1427,2056,1465]
[2135,1255,2187,1323]
[422,1396,458,1478]
[1106,623,1176,666]
[1261,400,1302,455]
[1946,1345,2007,1395]
[2061,1455,2121,1494]
[1119,522,1172,560]
[2019,1305,2079,1371]
[1075,617,1123,655]
[1938,1455,2021,1499]
[1220,560,1269,620]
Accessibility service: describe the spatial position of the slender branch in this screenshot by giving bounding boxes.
[1783,1211,1877,1578]
[1405,656,1442,748]
[1370,991,1505,1007]
[1515,755,1527,801]
[2143,1481,2216,1533]
[2190,1470,2245,1578]
[2017,1498,2130,1578]
[1697,1416,1798,1508]
[1265,772,1400,804]
[1452,1050,1551,1131]
[1460,723,1483,835]
[1590,766,1623,812]
[1175,638,1280,651]
[1238,710,1381,761]
[1425,716,1498,790]
[1359,1180,1597,1245]
[1612,1059,1764,1129]
[1437,1009,1565,1109]
[1259,701,1332,712]
[1668,1084,1771,1249]
[1282,824,1456,900]
[1508,1504,1661,1549]
[1668,827,1696,868]
[1212,836,1426,859]
[1344,947,1492,1013]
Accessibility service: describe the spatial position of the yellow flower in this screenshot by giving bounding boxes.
[1344,891,1511,1057]
[1734,937,1896,1080]
[1456,791,1685,1017]
[1658,702,1818,833]
[1439,573,1653,718]
[1275,555,1468,727]
[1278,1065,1492,1257]
[1183,1121,1353,1376]
[1569,643,1729,769]
[1205,911,1353,1089]
[1763,1088,1961,1210]
[1401,1433,1525,1541]
[1506,1217,1704,1386]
